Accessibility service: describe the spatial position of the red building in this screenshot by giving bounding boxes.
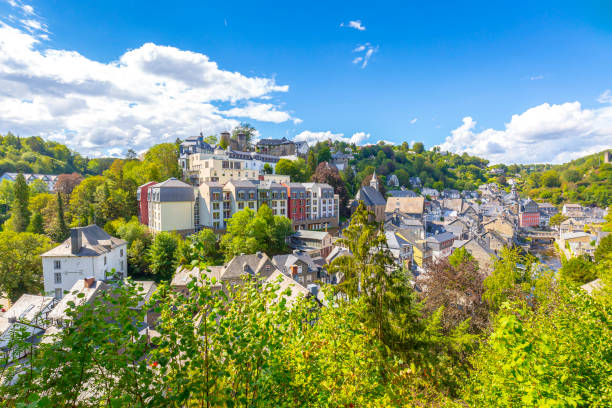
[519,198,540,228]
[136,181,157,226]
[283,183,307,230]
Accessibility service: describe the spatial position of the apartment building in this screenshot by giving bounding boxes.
[148,178,196,235]
[256,180,288,217]
[136,181,157,225]
[188,154,260,184]
[284,183,307,229]
[302,183,340,230]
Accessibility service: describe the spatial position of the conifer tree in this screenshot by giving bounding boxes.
[11,173,30,232]
[50,192,69,242]
[26,212,45,235]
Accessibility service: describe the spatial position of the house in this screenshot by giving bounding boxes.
[272,250,321,286]
[425,232,455,260]
[353,171,386,222]
[147,178,196,235]
[0,294,55,359]
[284,183,307,230]
[387,174,400,188]
[256,137,296,156]
[290,230,333,258]
[519,198,540,228]
[481,230,509,253]
[384,213,425,241]
[559,218,586,235]
[178,133,215,172]
[47,278,110,326]
[408,177,422,189]
[330,152,353,171]
[385,196,425,220]
[483,217,516,241]
[559,232,593,250]
[0,172,59,191]
[441,189,461,199]
[537,202,558,226]
[172,253,313,307]
[295,141,309,157]
[441,198,466,214]
[421,187,440,199]
[446,218,470,240]
[455,239,495,271]
[41,226,127,299]
[387,189,418,198]
[562,203,584,218]
[412,241,432,268]
[385,231,413,269]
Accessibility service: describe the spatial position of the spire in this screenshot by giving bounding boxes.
[370,170,379,191]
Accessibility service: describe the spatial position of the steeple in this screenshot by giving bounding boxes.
[370,170,379,191]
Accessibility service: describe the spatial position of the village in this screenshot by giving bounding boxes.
[1,134,609,367]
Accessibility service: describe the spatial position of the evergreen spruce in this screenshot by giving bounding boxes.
[11,173,30,232]
[26,212,45,234]
[50,192,69,242]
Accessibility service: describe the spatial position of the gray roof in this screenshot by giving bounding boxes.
[152,178,195,202]
[42,225,127,257]
[223,253,277,279]
[48,279,110,321]
[388,189,418,198]
[0,294,54,335]
[293,230,331,241]
[426,232,455,243]
[226,180,257,188]
[357,185,386,206]
[272,251,318,272]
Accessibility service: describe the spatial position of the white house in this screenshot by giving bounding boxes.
[0,172,59,191]
[41,226,127,299]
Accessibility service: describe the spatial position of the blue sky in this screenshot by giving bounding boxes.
[1,0,611,163]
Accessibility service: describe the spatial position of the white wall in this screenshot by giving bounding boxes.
[42,244,127,298]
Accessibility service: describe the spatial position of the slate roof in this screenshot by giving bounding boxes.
[223,253,276,279]
[387,189,418,198]
[151,178,195,202]
[357,185,386,206]
[0,294,54,335]
[426,232,455,244]
[48,279,110,321]
[256,137,293,146]
[293,230,331,241]
[42,225,126,257]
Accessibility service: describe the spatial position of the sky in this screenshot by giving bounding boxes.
[0,0,612,163]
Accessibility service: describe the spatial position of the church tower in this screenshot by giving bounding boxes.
[370,170,379,191]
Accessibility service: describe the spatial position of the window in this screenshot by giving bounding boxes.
[265,265,271,271]
[104,256,107,265]
[120,261,124,271]
[54,272,62,284]
[54,288,62,299]
[120,249,124,257]
[54,260,61,270]
[306,275,312,282]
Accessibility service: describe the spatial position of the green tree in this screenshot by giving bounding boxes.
[49,192,69,242]
[448,246,475,268]
[148,232,180,280]
[0,231,52,301]
[316,145,332,164]
[144,143,181,180]
[549,213,567,226]
[559,254,596,285]
[541,170,561,188]
[483,247,537,310]
[594,234,612,263]
[26,211,45,234]
[306,149,317,174]
[413,142,425,154]
[178,228,220,266]
[263,163,273,174]
[11,173,30,232]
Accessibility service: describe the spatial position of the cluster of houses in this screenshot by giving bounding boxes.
[557,203,609,259]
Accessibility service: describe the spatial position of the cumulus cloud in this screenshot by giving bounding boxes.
[410,118,418,124]
[352,42,378,68]
[294,130,370,146]
[341,20,365,31]
[438,101,612,164]
[0,21,293,156]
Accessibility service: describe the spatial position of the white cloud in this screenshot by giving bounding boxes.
[0,21,292,156]
[20,19,48,33]
[598,89,612,104]
[410,118,418,124]
[6,1,35,15]
[352,43,378,68]
[294,130,370,146]
[220,101,296,123]
[438,101,612,164]
[341,20,365,31]
[530,75,544,81]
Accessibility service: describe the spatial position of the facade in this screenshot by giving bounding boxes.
[256,181,288,216]
[519,198,540,228]
[385,196,425,220]
[256,137,296,156]
[179,133,214,171]
[148,178,196,235]
[0,172,58,191]
[301,182,340,230]
[330,152,353,171]
[136,181,157,225]
[272,250,321,285]
[290,230,333,258]
[41,226,127,299]
[353,171,386,222]
[426,232,455,260]
[284,183,307,229]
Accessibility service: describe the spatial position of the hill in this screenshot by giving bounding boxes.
[0,132,115,176]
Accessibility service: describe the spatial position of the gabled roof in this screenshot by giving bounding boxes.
[42,225,127,257]
[426,232,455,244]
[256,137,294,146]
[223,253,277,280]
[293,230,331,241]
[356,185,386,207]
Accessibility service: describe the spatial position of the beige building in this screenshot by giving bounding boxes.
[148,178,196,235]
[188,155,260,184]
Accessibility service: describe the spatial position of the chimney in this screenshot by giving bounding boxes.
[256,251,262,258]
[70,228,82,255]
[84,277,96,289]
[290,265,298,277]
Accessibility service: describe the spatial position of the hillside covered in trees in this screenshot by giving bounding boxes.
[491,150,611,207]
